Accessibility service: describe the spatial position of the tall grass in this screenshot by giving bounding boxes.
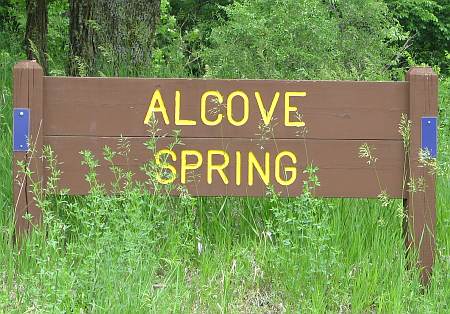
[0,51,15,238]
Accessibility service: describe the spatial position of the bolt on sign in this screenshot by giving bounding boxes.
[12,61,438,285]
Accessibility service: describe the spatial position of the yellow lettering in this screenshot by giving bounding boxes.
[255,91,280,125]
[248,152,270,186]
[207,150,230,184]
[284,92,306,127]
[175,91,196,126]
[181,150,203,184]
[155,149,177,184]
[236,151,241,186]
[275,151,297,186]
[201,91,223,126]
[227,91,249,126]
[144,89,170,125]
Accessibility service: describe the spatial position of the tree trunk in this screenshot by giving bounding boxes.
[25,0,48,74]
[68,0,96,76]
[96,0,161,75]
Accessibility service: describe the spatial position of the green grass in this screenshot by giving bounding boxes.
[1,53,449,313]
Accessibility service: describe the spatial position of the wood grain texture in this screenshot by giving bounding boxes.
[28,62,44,227]
[13,62,30,234]
[405,67,438,285]
[13,61,44,234]
[44,136,405,198]
[43,77,408,140]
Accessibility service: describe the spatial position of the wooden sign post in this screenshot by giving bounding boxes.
[13,61,44,234]
[405,68,438,284]
[12,61,438,284]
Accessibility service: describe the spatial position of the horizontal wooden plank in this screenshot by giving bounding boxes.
[43,77,408,140]
[43,136,406,198]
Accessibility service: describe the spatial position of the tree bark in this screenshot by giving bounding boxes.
[68,0,96,76]
[25,0,48,74]
[96,0,161,75]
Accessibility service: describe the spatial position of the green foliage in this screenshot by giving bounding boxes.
[0,1,25,57]
[46,0,69,75]
[202,0,401,80]
[0,0,69,75]
[0,49,19,227]
[438,76,450,175]
[146,0,191,78]
[0,0,20,32]
[385,0,450,74]
[169,0,233,76]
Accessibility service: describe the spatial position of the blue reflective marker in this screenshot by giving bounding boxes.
[13,108,30,152]
[421,117,437,158]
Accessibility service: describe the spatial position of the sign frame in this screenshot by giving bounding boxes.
[12,61,438,285]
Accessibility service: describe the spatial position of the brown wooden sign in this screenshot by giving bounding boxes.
[12,61,438,284]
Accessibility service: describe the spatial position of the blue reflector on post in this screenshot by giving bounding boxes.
[421,117,437,158]
[13,108,30,152]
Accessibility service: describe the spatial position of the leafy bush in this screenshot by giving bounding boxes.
[202,0,403,80]
[385,0,450,74]
[169,0,234,76]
